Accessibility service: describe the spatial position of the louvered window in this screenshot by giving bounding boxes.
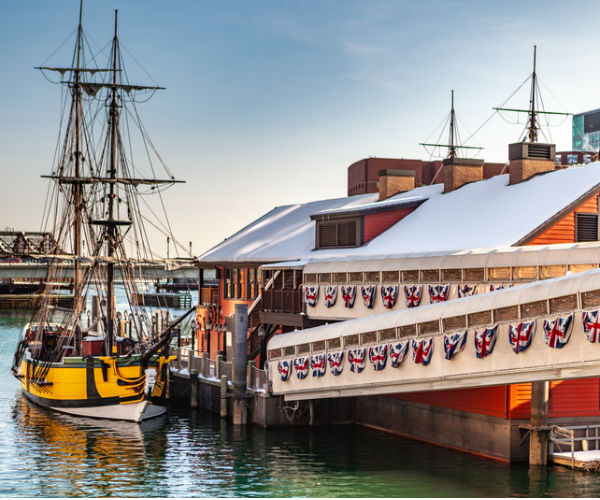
[576,213,598,242]
[316,219,360,249]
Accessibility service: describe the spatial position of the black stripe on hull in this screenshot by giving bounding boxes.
[23,389,144,408]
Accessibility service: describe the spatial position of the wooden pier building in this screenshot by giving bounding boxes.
[196,152,600,461]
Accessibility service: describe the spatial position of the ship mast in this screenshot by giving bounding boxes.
[106,10,119,354]
[420,90,482,159]
[527,45,538,143]
[73,0,84,299]
[493,46,571,143]
[448,89,457,159]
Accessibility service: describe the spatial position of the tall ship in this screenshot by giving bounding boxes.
[10,3,192,422]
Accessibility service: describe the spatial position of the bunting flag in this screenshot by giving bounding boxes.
[278,360,291,381]
[324,286,338,308]
[458,284,477,298]
[443,331,467,360]
[304,286,319,307]
[381,285,399,309]
[429,284,450,304]
[582,310,600,343]
[404,285,423,308]
[293,357,309,379]
[412,337,434,366]
[347,347,367,373]
[361,285,377,308]
[474,325,498,359]
[368,344,388,370]
[508,321,536,354]
[341,286,356,308]
[543,314,574,349]
[327,350,345,375]
[310,353,327,377]
[490,284,513,292]
[389,341,409,368]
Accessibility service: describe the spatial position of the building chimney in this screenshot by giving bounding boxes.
[378,169,415,200]
[508,142,556,185]
[442,157,484,193]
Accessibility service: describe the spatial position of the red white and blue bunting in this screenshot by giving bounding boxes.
[294,357,309,379]
[278,360,291,381]
[474,325,498,359]
[327,350,345,375]
[310,353,327,377]
[381,285,399,309]
[543,314,573,349]
[412,337,433,365]
[389,341,409,367]
[368,344,388,370]
[429,284,449,304]
[348,347,367,373]
[404,285,423,308]
[490,284,512,292]
[324,286,338,308]
[361,285,377,309]
[508,321,536,354]
[304,286,319,307]
[443,331,467,360]
[458,284,477,298]
[583,310,600,343]
[341,286,356,308]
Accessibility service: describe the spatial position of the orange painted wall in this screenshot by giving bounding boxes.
[527,195,598,245]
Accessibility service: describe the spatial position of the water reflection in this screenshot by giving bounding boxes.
[12,396,168,497]
[4,312,600,497]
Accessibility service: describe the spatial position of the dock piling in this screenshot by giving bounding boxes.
[529,380,549,466]
[232,304,248,425]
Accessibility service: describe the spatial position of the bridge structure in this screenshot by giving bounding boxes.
[0,257,199,281]
[267,267,600,400]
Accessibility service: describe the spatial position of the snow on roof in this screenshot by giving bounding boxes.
[313,186,437,216]
[199,194,377,263]
[200,163,600,266]
[310,163,600,260]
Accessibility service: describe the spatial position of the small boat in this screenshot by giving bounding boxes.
[11,2,192,422]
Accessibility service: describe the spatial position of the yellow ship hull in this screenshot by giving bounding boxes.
[17,353,174,422]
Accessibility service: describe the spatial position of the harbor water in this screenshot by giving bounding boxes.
[2,310,600,497]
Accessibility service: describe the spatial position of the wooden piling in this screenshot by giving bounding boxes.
[529,380,549,466]
[220,375,228,418]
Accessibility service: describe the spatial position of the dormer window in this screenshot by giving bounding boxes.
[311,198,426,250]
[317,219,360,248]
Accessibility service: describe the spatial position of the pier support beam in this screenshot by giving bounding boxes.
[529,380,549,466]
[189,368,198,409]
[220,375,228,418]
[232,303,248,425]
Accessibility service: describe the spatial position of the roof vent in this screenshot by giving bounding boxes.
[508,142,556,185]
[442,158,484,193]
[378,169,415,200]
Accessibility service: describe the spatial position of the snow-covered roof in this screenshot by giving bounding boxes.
[198,194,377,264]
[311,164,600,260]
[313,188,434,216]
[200,163,600,266]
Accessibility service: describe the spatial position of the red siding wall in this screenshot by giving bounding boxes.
[395,386,508,418]
[549,379,600,418]
[363,207,416,243]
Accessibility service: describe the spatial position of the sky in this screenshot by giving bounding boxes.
[1,0,599,258]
